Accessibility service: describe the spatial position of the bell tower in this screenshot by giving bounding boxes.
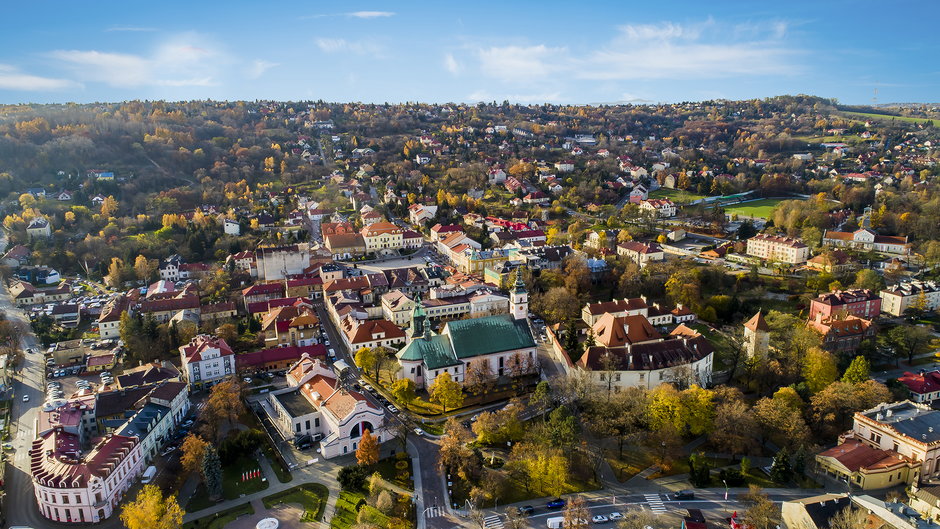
[510,267,528,320]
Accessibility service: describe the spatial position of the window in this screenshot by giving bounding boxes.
[638,373,645,381]
[315,418,320,428]
[296,423,301,433]
[63,495,69,505]
[893,442,899,452]
[305,420,310,430]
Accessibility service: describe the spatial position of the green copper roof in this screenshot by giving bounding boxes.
[445,314,535,359]
[397,334,459,370]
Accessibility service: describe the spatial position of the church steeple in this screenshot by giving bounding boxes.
[410,293,428,340]
[510,267,528,320]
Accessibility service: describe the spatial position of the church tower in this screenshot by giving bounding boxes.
[743,310,770,358]
[409,293,428,342]
[510,267,528,320]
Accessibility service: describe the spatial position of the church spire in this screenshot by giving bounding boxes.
[410,293,428,340]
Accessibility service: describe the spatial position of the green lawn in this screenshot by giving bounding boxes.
[840,110,940,126]
[185,457,270,511]
[374,455,415,491]
[262,483,328,522]
[722,198,786,219]
[331,491,390,529]
[182,502,254,529]
[649,188,708,204]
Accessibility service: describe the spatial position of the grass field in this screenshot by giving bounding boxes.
[840,111,940,126]
[649,188,708,204]
[182,503,254,529]
[262,483,328,522]
[722,198,785,219]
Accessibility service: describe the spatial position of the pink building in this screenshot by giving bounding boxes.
[808,289,882,321]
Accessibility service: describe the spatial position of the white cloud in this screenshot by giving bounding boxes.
[348,11,394,18]
[47,33,232,88]
[617,22,701,41]
[444,53,460,75]
[478,45,565,82]
[315,38,382,55]
[474,19,799,85]
[0,64,77,91]
[303,11,395,19]
[248,59,279,79]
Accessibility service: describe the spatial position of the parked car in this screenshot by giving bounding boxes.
[608,512,623,521]
[22,395,29,402]
[546,498,566,509]
[591,514,609,524]
[517,505,535,516]
[413,427,425,436]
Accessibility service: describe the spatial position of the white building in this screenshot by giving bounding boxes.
[616,241,665,267]
[256,244,311,281]
[158,254,183,281]
[746,234,809,264]
[26,217,52,238]
[823,228,909,255]
[267,354,387,458]
[880,280,940,316]
[179,335,236,390]
[639,198,677,218]
[223,218,241,236]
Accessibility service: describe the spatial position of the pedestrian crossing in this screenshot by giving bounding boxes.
[645,493,666,514]
[483,514,504,528]
[424,506,446,518]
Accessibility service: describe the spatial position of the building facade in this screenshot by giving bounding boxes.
[746,234,810,264]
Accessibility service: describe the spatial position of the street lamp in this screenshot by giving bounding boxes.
[723,479,729,501]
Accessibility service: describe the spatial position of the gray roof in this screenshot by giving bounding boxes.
[865,402,940,444]
[275,390,316,418]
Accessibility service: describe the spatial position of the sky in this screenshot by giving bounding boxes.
[1,0,938,106]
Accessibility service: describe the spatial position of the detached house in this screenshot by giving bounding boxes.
[179,335,236,390]
[26,217,52,238]
[640,198,676,218]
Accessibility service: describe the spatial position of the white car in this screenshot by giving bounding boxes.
[22,395,29,402]
[591,515,609,524]
[607,512,623,521]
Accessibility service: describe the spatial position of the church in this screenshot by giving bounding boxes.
[396,271,538,389]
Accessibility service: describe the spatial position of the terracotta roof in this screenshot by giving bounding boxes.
[591,313,661,347]
[618,241,662,254]
[361,222,401,236]
[325,232,365,249]
[139,294,200,314]
[807,315,872,337]
[346,318,406,345]
[180,335,234,363]
[577,336,712,371]
[744,311,770,332]
[749,233,807,248]
[818,438,911,472]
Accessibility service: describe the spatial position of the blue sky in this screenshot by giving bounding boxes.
[1,0,937,105]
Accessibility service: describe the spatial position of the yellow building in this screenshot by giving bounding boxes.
[816,438,918,490]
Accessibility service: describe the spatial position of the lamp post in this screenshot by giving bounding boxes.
[723,479,729,501]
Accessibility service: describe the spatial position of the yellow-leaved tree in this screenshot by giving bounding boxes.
[120,484,183,529]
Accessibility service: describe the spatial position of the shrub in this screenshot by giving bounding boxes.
[338,465,370,492]
[395,460,408,470]
[719,468,745,487]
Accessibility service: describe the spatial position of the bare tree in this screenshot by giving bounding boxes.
[829,507,868,529]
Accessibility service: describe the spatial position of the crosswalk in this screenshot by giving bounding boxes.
[483,514,504,528]
[424,506,446,518]
[644,493,667,514]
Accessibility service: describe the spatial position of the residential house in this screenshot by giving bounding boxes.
[880,280,940,317]
[179,334,236,390]
[617,241,665,267]
[640,198,677,218]
[823,228,910,255]
[809,289,882,321]
[256,244,311,281]
[97,295,129,339]
[361,222,404,255]
[158,254,183,281]
[746,234,810,264]
[899,371,940,405]
[1,244,31,267]
[807,250,857,275]
[581,298,649,326]
[9,280,71,307]
[26,217,52,238]
[408,203,438,225]
[628,185,648,204]
[807,313,876,354]
[325,233,366,259]
[236,344,327,374]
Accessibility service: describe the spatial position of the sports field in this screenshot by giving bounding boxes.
[840,111,939,126]
[722,198,785,219]
[649,188,707,204]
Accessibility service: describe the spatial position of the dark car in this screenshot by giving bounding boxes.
[674,490,695,500]
[517,505,535,516]
[546,498,566,509]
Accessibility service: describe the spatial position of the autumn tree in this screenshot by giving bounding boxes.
[802,347,839,393]
[100,195,119,217]
[429,371,463,412]
[355,347,379,379]
[885,324,934,365]
[389,378,417,408]
[709,398,758,458]
[356,429,380,466]
[741,487,781,529]
[120,485,184,529]
[829,507,869,529]
[811,380,891,438]
[438,418,480,481]
[180,434,209,478]
[133,254,157,282]
[200,379,246,441]
[585,386,647,457]
[563,496,590,529]
[106,257,126,287]
[753,391,811,449]
[852,268,885,292]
